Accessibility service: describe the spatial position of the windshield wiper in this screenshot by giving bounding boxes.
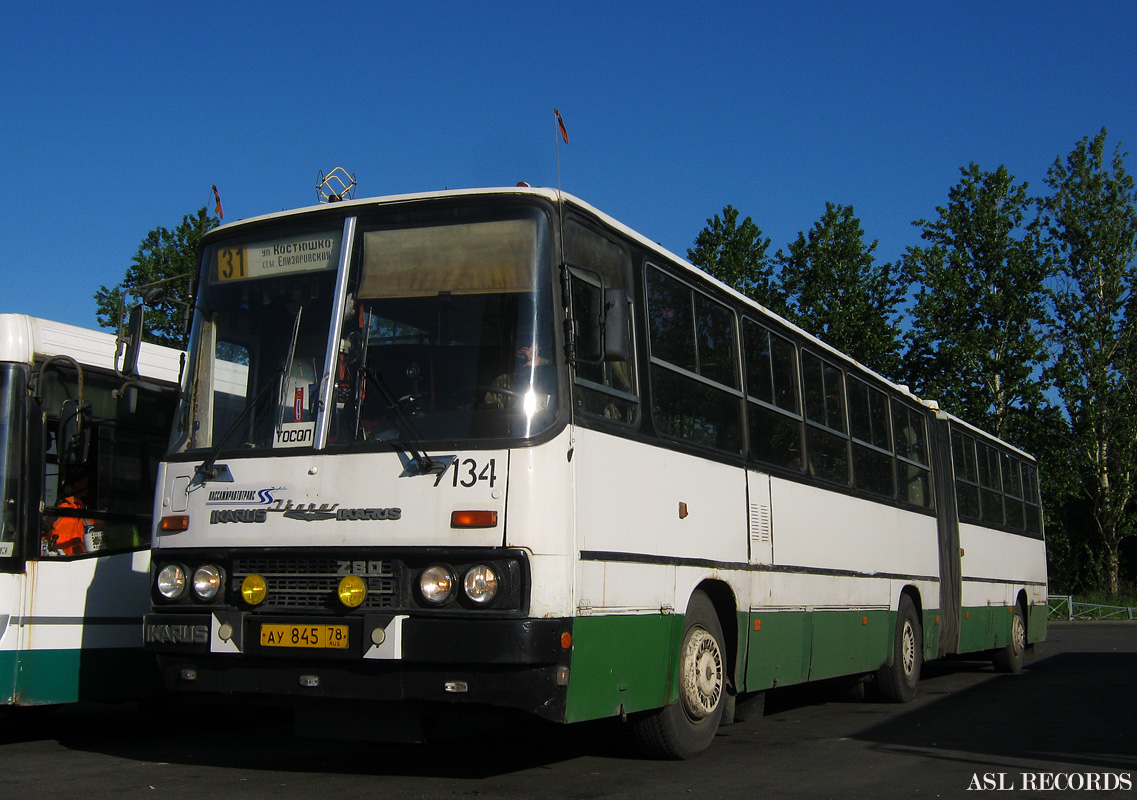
[359,364,450,476]
[193,368,285,483]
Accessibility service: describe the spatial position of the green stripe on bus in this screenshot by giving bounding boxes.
[0,648,163,706]
[957,604,1042,654]
[565,613,681,723]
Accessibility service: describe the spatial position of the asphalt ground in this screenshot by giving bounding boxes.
[1,621,1133,799]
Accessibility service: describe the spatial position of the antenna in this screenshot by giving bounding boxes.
[317,168,357,203]
[554,109,569,198]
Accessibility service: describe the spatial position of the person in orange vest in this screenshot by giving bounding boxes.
[46,475,93,556]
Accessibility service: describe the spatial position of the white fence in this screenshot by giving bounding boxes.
[1048,595,1137,621]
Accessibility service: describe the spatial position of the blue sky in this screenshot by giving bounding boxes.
[3,1,1135,332]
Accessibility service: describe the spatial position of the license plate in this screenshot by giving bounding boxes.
[260,623,349,649]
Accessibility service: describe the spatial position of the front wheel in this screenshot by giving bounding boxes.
[630,591,726,759]
[875,595,921,703]
[992,604,1026,674]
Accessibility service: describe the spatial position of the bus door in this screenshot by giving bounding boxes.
[746,470,773,565]
[930,415,961,656]
[14,375,165,704]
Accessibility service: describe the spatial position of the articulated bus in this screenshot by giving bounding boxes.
[143,188,1046,757]
[0,314,180,705]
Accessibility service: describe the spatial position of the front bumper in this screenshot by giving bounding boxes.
[145,612,573,721]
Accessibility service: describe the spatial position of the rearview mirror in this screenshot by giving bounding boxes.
[120,304,145,378]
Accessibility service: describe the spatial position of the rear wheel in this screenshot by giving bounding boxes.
[876,595,921,703]
[631,591,725,759]
[992,604,1026,674]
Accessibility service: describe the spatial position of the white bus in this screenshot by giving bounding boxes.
[0,314,180,705]
[143,188,1046,757]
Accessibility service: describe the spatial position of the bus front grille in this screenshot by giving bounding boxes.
[231,557,398,610]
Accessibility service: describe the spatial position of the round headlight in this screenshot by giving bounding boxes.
[157,564,187,600]
[420,565,455,605]
[241,574,267,605]
[338,575,367,608]
[193,564,223,600]
[463,564,499,605]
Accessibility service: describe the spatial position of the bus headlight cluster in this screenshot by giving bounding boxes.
[157,564,186,599]
[156,563,224,601]
[419,564,499,606]
[193,565,223,600]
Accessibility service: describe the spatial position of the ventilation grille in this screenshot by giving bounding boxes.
[231,557,398,610]
[750,503,772,544]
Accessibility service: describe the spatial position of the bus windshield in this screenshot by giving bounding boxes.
[0,364,25,558]
[171,203,557,455]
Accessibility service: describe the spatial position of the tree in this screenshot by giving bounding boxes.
[688,205,784,312]
[95,206,218,348]
[775,202,906,376]
[901,164,1051,439]
[1039,128,1137,596]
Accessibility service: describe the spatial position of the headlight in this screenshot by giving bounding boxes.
[420,565,455,605]
[193,564,223,600]
[338,575,367,608]
[241,574,267,605]
[157,564,187,600]
[463,564,499,605]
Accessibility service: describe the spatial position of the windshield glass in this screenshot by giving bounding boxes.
[0,364,25,558]
[171,202,558,455]
[172,225,343,453]
[331,205,557,444]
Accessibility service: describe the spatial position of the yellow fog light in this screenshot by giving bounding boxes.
[241,574,267,605]
[338,575,367,608]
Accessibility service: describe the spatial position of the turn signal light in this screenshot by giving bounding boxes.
[159,515,189,532]
[450,510,498,528]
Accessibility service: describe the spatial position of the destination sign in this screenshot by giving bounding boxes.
[214,231,341,282]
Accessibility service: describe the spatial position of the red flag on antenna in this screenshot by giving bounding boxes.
[212,185,224,219]
[554,109,569,144]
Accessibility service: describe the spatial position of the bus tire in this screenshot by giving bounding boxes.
[630,591,725,759]
[876,595,921,703]
[992,603,1026,674]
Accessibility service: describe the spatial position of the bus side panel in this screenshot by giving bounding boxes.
[957,521,1047,655]
[564,612,680,723]
[7,648,161,705]
[0,573,21,703]
[807,608,891,681]
[744,609,810,690]
[14,554,160,704]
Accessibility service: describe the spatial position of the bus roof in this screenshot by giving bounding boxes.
[0,314,182,384]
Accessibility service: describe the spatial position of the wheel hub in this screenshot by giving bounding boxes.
[681,628,722,719]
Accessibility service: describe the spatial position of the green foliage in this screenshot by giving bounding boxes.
[775,202,906,376]
[689,129,1137,593]
[687,205,784,313]
[95,206,218,349]
[901,164,1051,439]
[1040,128,1137,596]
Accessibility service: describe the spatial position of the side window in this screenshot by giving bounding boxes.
[743,320,802,470]
[847,376,894,498]
[40,371,174,559]
[952,429,981,521]
[647,266,742,453]
[1023,462,1043,535]
[801,351,849,485]
[977,442,1003,525]
[1002,453,1025,529]
[564,220,638,424]
[892,400,932,509]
